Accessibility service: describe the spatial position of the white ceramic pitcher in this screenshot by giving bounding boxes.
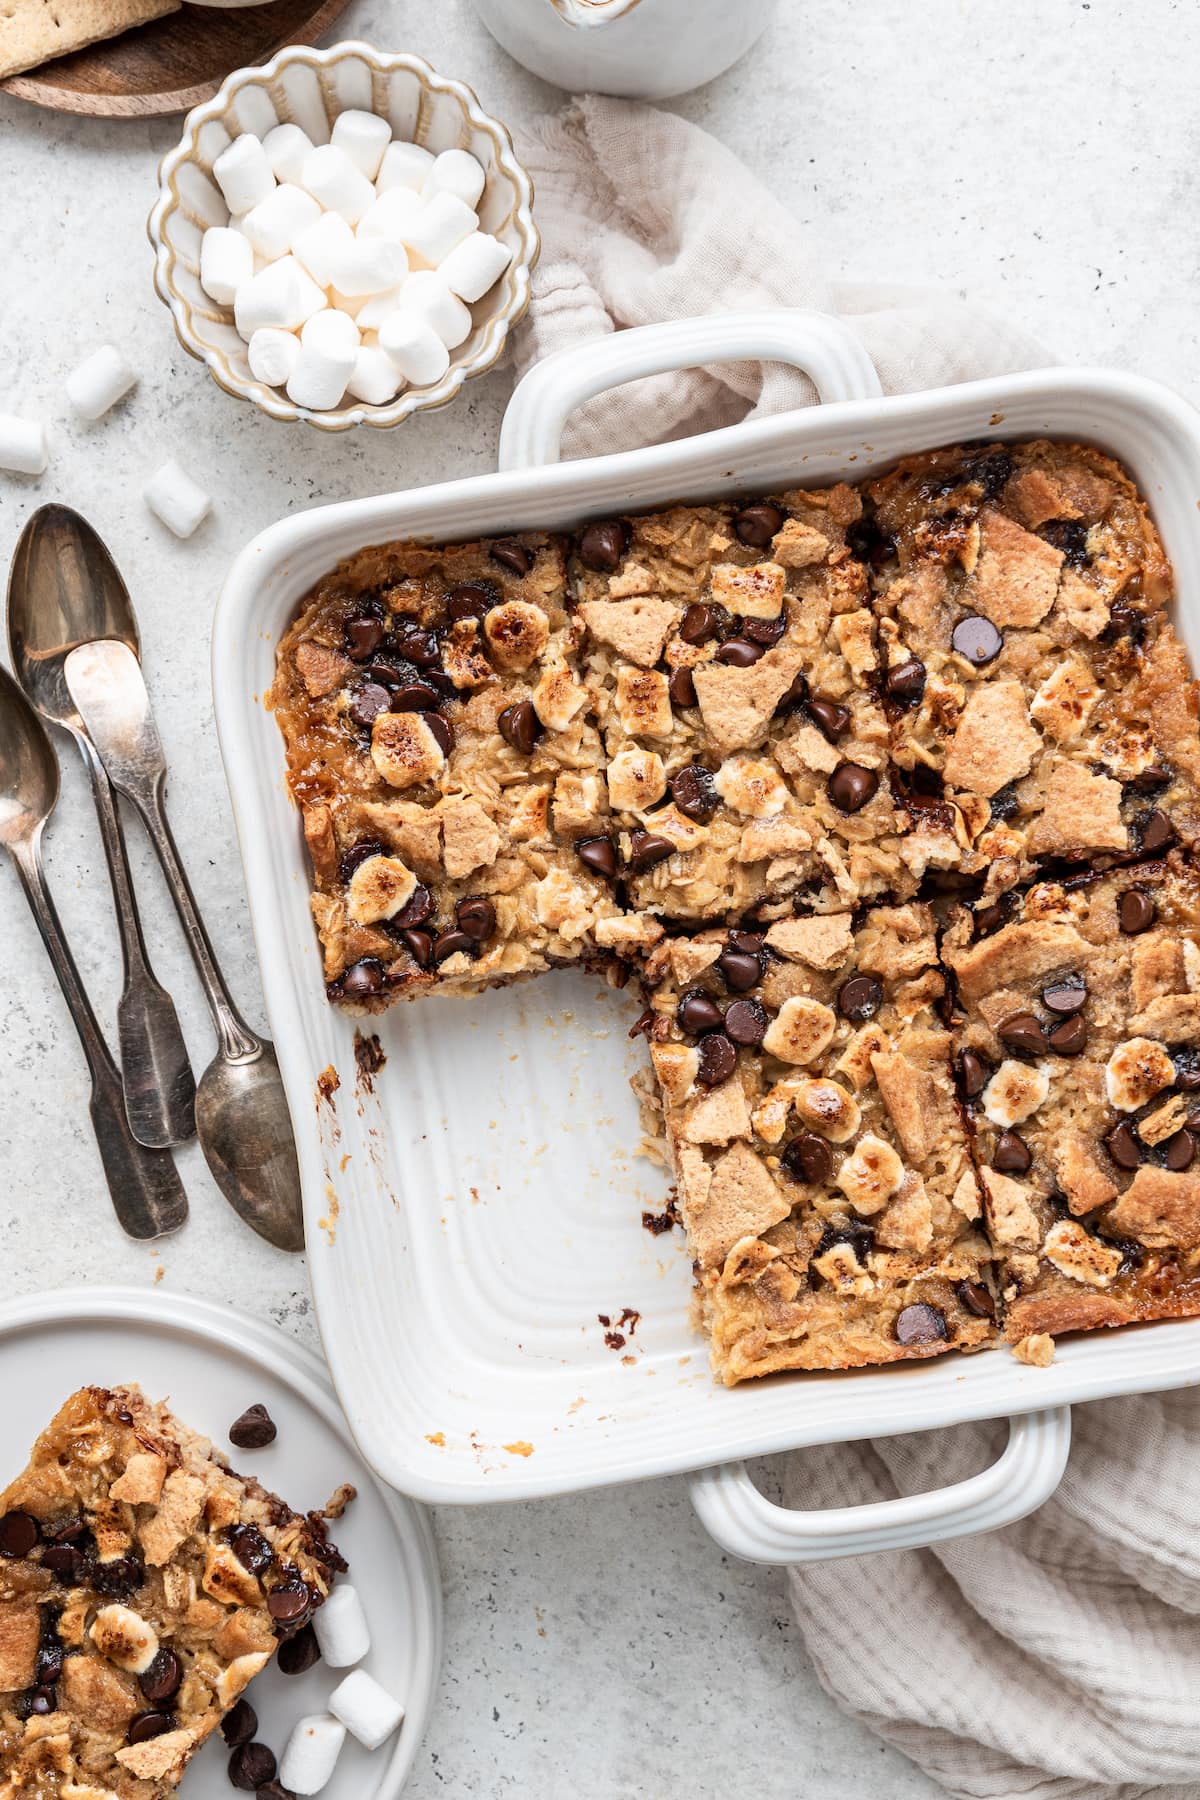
[472,0,778,99]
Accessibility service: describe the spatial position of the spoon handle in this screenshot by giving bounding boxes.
[78,733,197,1148]
[9,840,189,1241]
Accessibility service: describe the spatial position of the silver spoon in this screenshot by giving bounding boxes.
[0,665,188,1239]
[8,506,195,1149]
[65,637,304,1254]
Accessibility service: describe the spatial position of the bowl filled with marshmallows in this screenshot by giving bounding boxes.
[149,42,539,430]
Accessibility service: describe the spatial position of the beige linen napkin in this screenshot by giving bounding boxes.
[513,97,1200,1800]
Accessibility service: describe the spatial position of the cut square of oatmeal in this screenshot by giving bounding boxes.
[631,904,996,1383]
[944,852,1200,1341]
[0,1386,343,1799]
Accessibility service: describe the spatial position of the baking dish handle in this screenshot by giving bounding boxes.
[687,1406,1072,1565]
[497,309,883,471]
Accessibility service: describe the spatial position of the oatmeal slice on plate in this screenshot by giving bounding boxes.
[632,903,995,1384]
[270,533,631,1010]
[944,852,1200,1341]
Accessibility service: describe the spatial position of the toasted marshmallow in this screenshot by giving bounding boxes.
[1043,1218,1123,1288]
[90,1605,158,1674]
[982,1059,1050,1128]
[347,854,417,924]
[713,756,788,817]
[791,1078,861,1141]
[762,996,837,1066]
[836,1134,904,1215]
[606,747,666,812]
[1106,1037,1176,1112]
[371,712,446,789]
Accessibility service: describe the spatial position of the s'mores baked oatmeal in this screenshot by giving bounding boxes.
[632,905,994,1383]
[0,1386,342,1798]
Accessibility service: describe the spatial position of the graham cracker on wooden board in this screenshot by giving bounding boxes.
[0,0,181,80]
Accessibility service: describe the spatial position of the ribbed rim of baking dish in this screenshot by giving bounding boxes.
[147,41,540,432]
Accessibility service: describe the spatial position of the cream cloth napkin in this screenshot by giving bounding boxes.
[512,96,1200,1800]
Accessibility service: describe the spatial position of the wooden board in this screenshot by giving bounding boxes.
[1,0,350,117]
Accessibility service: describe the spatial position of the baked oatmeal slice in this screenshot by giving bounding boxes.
[868,439,1199,894]
[566,490,938,923]
[270,533,631,1010]
[0,1385,343,1799]
[633,904,995,1383]
[944,853,1200,1342]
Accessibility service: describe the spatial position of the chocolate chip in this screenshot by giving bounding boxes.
[845,517,896,566]
[576,836,617,879]
[128,1712,174,1745]
[837,975,882,1022]
[344,613,384,660]
[1042,979,1087,1016]
[445,580,499,622]
[806,697,851,740]
[962,449,1016,499]
[1039,517,1090,566]
[393,884,433,929]
[774,669,809,716]
[456,897,496,941]
[497,699,542,755]
[951,614,1003,665]
[670,764,718,822]
[432,928,475,964]
[956,1280,996,1321]
[42,1544,83,1582]
[276,1625,320,1675]
[998,1012,1049,1056]
[781,1132,833,1184]
[400,929,433,968]
[229,1743,277,1791]
[490,540,534,577]
[1105,1123,1142,1170]
[894,1303,949,1347]
[229,1404,277,1450]
[1118,888,1156,935]
[884,658,926,706]
[1047,1014,1088,1056]
[668,666,697,707]
[625,831,675,873]
[677,991,724,1036]
[716,637,764,667]
[724,998,767,1046]
[230,1524,274,1576]
[679,603,718,645]
[35,1644,63,1685]
[696,1033,737,1087]
[578,521,630,572]
[728,930,765,953]
[733,502,785,547]
[425,713,455,758]
[718,947,762,992]
[139,1649,183,1705]
[339,958,384,999]
[993,1130,1032,1174]
[989,783,1019,823]
[743,614,788,646]
[257,1783,298,1800]
[364,656,419,689]
[267,1580,311,1625]
[828,763,879,813]
[0,1513,38,1558]
[394,626,441,668]
[17,1688,56,1719]
[347,682,392,730]
[1165,1129,1196,1171]
[958,1050,990,1098]
[1139,808,1174,853]
[973,901,1008,938]
[388,681,441,712]
[1129,765,1173,793]
[339,839,387,883]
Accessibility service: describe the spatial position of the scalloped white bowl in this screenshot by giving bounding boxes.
[149,42,539,432]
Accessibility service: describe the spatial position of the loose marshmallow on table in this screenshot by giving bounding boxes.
[241,183,321,262]
[279,1715,346,1796]
[262,121,314,185]
[376,139,435,193]
[357,185,425,245]
[379,313,451,387]
[395,270,471,349]
[248,327,301,388]
[212,132,275,217]
[234,256,325,339]
[143,459,210,538]
[292,210,354,289]
[438,231,514,303]
[311,1582,371,1667]
[423,147,486,209]
[328,1669,405,1750]
[401,190,477,266]
[300,144,375,224]
[286,309,360,411]
[0,415,47,475]
[326,233,408,298]
[65,345,137,420]
[331,108,392,181]
[347,345,404,405]
[200,226,255,306]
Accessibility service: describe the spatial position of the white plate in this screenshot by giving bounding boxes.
[0,1287,441,1796]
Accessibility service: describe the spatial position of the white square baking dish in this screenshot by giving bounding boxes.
[213,310,1200,1564]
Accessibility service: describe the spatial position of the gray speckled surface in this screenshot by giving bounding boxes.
[0,2,1192,1792]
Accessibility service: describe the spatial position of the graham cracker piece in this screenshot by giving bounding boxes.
[0,0,181,82]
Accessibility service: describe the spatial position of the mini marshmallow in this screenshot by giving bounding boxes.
[247,327,301,387]
[299,143,375,224]
[354,286,407,331]
[234,256,325,339]
[200,226,255,305]
[329,289,368,320]
[376,139,435,193]
[325,234,408,298]
[327,1669,405,1750]
[331,108,392,180]
[311,1583,371,1667]
[347,346,404,405]
[212,132,275,216]
[262,121,314,184]
[301,309,361,355]
[379,314,450,387]
[292,211,355,289]
[0,415,46,475]
[438,231,514,303]
[65,345,137,420]
[143,459,210,538]
[400,190,477,266]
[240,183,321,262]
[279,1714,346,1796]
[423,146,486,209]
[395,270,471,349]
[286,310,359,411]
[357,186,425,245]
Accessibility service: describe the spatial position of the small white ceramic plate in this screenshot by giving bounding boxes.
[0,1287,441,1797]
